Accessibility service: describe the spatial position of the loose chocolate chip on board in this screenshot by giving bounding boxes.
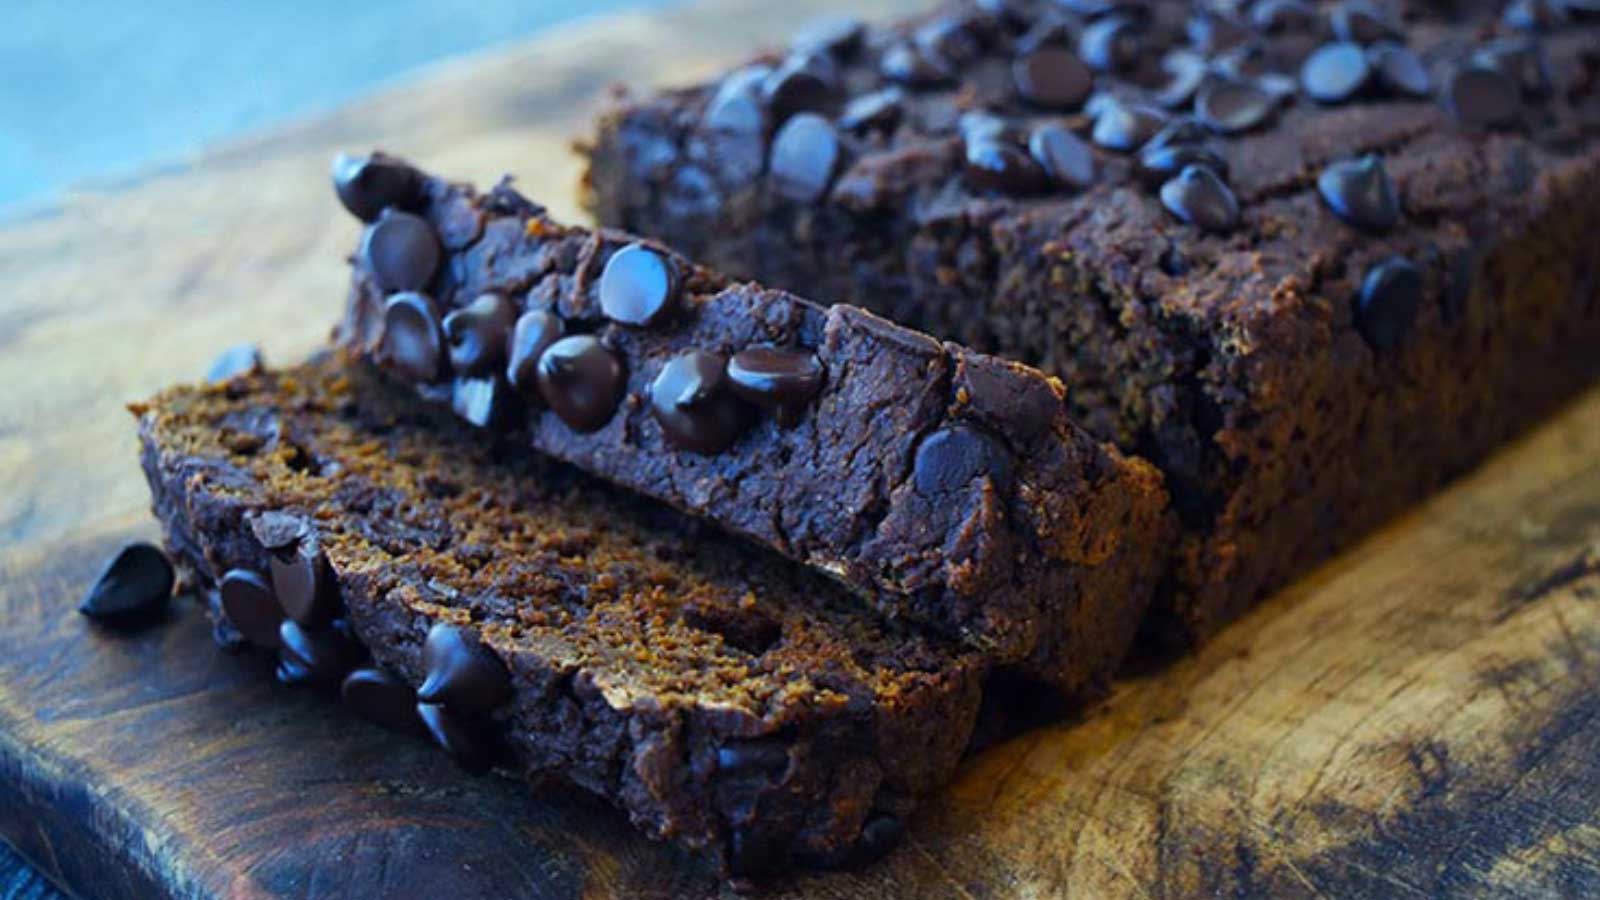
[650,350,755,454]
[599,243,678,327]
[417,702,498,775]
[378,293,446,383]
[331,152,421,222]
[505,309,565,399]
[442,292,516,375]
[361,210,441,293]
[341,668,428,737]
[417,622,512,714]
[78,543,173,624]
[1029,124,1097,190]
[277,620,354,688]
[1302,42,1373,103]
[1160,164,1240,232]
[270,547,339,628]
[535,335,627,432]
[1354,256,1423,350]
[1318,154,1401,232]
[1013,46,1094,110]
[205,343,263,383]
[913,424,1014,496]
[726,347,825,409]
[769,113,842,203]
[218,568,284,649]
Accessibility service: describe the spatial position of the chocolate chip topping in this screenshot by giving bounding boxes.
[331,151,421,222]
[879,42,955,87]
[1159,163,1240,232]
[1251,0,1317,33]
[726,347,825,410]
[913,424,1013,496]
[1195,78,1277,134]
[650,350,755,454]
[1029,124,1098,190]
[442,292,515,376]
[1443,62,1522,128]
[1477,38,1554,97]
[535,335,626,432]
[1079,16,1141,72]
[599,243,679,328]
[451,375,508,429]
[361,210,441,293]
[705,84,766,135]
[1155,49,1208,108]
[269,546,339,628]
[1354,256,1423,350]
[78,543,173,624]
[1013,46,1094,110]
[277,619,354,688]
[1368,42,1431,98]
[1138,142,1229,187]
[219,568,284,649]
[1090,101,1167,151]
[838,88,904,132]
[964,137,1050,194]
[1301,42,1372,103]
[1331,0,1403,45]
[341,668,427,737]
[377,293,446,383]
[762,52,839,121]
[769,113,842,202]
[1317,154,1400,232]
[416,703,498,775]
[417,622,511,714]
[506,309,566,399]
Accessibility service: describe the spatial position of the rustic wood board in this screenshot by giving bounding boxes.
[3,1,1599,896]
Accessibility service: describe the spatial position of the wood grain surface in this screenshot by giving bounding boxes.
[2,0,1598,897]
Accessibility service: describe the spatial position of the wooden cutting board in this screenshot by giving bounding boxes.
[3,1,1598,896]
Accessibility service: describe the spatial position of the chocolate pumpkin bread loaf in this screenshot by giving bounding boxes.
[134,357,990,878]
[583,0,1600,645]
[330,157,1172,694]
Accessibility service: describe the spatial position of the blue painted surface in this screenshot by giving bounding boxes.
[0,0,670,209]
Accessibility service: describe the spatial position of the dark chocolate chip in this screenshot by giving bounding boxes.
[416,703,497,775]
[78,543,173,624]
[1442,62,1522,128]
[1367,42,1431,97]
[505,309,566,400]
[1317,154,1400,232]
[377,293,446,383]
[361,210,441,293]
[769,113,841,203]
[704,81,766,135]
[1194,78,1276,133]
[716,739,791,775]
[727,347,826,410]
[1186,10,1252,54]
[1330,0,1403,44]
[1143,116,1212,153]
[331,152,421,222]
[1476,38,1553,97]
[1013,46,1094,110]
[1090,101,1167,151]
[341,668,427,737]
[1257,73,1299,105]
[1159,164,1240,232]
[1029,124,1097,190]
[535,335,626,432]
[855,814,907,866]
[206,343,263,383]
[1504,0,1569,30]
[441,292,515,376]
[879,42,956,87]
[1014,14,1080,55]
[650,350,755,454]
[1301,41,1372,103]
[761,52,838,121]
[451,375,508,429]
[277,620,354,688]
[838,88,904,133]
[1154,49,1208,108]
[913,424,1013,496]
[1137,142,1228,187]
[1251,0,1317,33]
[959,111,1019,143]
[1078,16,1141,72]
[1354,256,1422,350]
[963,137,1050,194]
[270,547,339,628]
[599,243,678,327]
[219,568,284,649]
[417,622,511,714]
[915,14,986,68]
[792,15,865,56]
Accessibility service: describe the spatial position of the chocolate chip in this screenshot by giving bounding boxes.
[1078,16,1140,72]
[1159,164,1240,232]
[1013,46,1094,110]
[1251,0,1317,32]
[1138,142,1228,186]
[270,546,339,628]
[1014,14,1080,55]
[879,43,955,87]
[78,543,173,624]
[206,343,263,383]
[1257,73,1299,104]
[1443,62,1522,128]
[650,350,754,454]
[277,620,354,688]
[331,152,421,222]
[599,243,678,328]
[341,668,427,737]
[704,81,766,135]
[1090,101,1167,151]
[451,375,508,429]
[1366,42,1431,97]
[416,703,498,775]
[361,211,441,293]
[963,137,1050,194]
[761,52,838,121]
[838,88,904,133]
[1143,117,1212,152]
[442,292,515,376]
[1154,49,1207,108]
[1354,256,1422,350]
[378,293,446,383]
[1195,78,1276,133]
[506,310,565,400]
[1317,154,1400,232]
[1504,0,1569,30]
[913,424,1013,496]
[1029,124,1097,190]
[1301,42,1372,103]
[915,14,986,68]
[856,814,907,865]
[1476,38,1553,97]
[1331,0,1403,44]
[1187,10,1252,54]
[716,739,791,775]
[727,347,825,410]
[535,335,626,432]
[219,568,284,649]
[417,622,511,714]
[769,113,841,203]
[792,15,865,56]
[959,111,1019,143]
